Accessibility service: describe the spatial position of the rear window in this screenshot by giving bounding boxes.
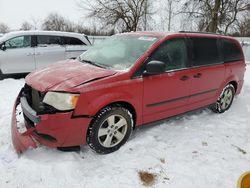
[62,37,85,45]
[190,37,220,66]
[222,39,242,62]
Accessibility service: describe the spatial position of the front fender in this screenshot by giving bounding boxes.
[96,93,134,113]
[76,91,137,116]
[73,86,143,125]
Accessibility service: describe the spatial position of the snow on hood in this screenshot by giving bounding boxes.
[25,59,116,92]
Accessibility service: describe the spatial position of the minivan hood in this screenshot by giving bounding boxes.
[25,60,116,92]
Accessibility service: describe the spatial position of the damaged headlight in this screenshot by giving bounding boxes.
[43,92,80,111]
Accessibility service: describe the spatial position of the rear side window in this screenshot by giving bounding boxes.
[190,37,220,66]
[62,37,85,45]
[148,38,188,71]
[37,35,62,46]
[222,39,242,62]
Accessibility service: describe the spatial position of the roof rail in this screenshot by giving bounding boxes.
[179,31,221,35]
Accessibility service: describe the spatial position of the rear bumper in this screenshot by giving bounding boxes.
[11,91,92,154]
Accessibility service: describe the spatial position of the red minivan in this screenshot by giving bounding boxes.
[11,32,246,154]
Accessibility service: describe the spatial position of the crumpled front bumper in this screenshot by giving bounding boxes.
[11,89,92,154]
[11,96,37,154]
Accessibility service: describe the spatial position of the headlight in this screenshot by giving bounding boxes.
[43,92,80,111]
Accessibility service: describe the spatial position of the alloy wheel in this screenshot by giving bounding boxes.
[98,115,128,148]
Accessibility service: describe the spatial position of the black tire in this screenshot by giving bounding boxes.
[0,72,4,80]
[87,106,133,154]
[211,84,235,113]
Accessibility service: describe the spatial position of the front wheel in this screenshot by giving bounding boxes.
[87,106,133,154]
[212,84,235,113]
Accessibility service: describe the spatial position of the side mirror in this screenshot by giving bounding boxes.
[143,60,166,76]
[0,44,6,51]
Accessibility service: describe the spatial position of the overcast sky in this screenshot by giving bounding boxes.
[0,0,85,30]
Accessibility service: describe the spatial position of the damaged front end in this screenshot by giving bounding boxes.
[11,85,91,154]
[11,89,38,154]
[11,85,59,154]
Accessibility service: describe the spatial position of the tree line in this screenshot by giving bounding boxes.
[0,0,249,36]
[0,13,113,36]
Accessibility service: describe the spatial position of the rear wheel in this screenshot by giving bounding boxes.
[212,84,235,113]
[87,106,133,154]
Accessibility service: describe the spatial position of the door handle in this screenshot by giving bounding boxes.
[26,53,33,56]
[180,75,190,81]
[193,73,202,78]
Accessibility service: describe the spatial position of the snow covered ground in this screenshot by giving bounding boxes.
[0,64,250,188]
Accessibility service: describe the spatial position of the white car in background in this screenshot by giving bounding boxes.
[0,30,91,78]
[87,35,109,45]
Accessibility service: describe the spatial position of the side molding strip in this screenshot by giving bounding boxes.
[147,88,217,107]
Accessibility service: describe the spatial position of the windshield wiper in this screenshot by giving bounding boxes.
[81,59,106,69]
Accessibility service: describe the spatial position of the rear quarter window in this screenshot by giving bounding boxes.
[62,37,85,45]
[222,39,242,62]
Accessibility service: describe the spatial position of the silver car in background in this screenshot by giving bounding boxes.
[87,35,109,45]
[0,31,91,78]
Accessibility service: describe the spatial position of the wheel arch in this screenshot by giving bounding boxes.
[86,101,135,154]
[228,80,238,93]
[92,101,137,129]
[218,74,239,97]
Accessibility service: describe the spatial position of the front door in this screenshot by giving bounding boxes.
[0,35,35,74]
[143,38,192,124]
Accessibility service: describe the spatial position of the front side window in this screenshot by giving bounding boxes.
[148,38,188,71]
[191,37,220,66]
[79,35,159,70]
[5,36,31,49]
[37,35,61,46]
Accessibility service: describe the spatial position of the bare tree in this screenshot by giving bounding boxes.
[41,12,110,35]
[166,0,173,31]
[162,0,181,31]
[180,0,249,34]
[75,22,115,35]
[20,21,33,30]
[80,0,153,32]
[142,0,154,30]
[232,11,250,37]
[31,17,40,30]
[42,13,74,31]
[221,1,249,34]
[0,23,10,33]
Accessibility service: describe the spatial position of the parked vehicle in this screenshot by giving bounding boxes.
[87,35,109,45]
[11,31,246,154]
[0,30,91,78]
